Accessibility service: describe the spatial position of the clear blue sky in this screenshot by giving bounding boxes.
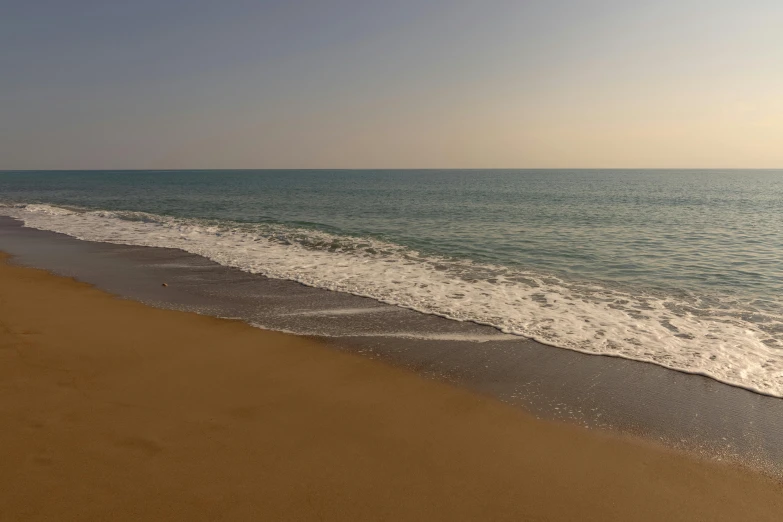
[2,0,782,169]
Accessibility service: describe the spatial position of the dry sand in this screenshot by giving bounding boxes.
[1,253,781,521]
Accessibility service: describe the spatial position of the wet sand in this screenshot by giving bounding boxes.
[1,253,782,521]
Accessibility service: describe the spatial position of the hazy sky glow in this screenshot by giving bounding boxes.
[2,0,782,169]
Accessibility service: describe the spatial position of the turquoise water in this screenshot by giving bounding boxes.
[1,169,782,395]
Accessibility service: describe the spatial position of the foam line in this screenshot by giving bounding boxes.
[3,203,782,397]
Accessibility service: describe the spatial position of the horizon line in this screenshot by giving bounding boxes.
[2,167,783,172]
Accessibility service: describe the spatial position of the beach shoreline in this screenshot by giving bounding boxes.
[2,215,783,477]
[1,251,782,520]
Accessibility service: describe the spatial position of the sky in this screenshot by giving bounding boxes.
[1,0,782,169]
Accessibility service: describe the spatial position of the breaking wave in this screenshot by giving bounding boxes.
[2,202,782,397]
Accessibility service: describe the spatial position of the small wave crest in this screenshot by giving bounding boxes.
[2,202,782,397]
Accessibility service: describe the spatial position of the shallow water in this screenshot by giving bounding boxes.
[1,169,782,395]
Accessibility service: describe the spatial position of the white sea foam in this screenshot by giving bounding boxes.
[3,203,782,397]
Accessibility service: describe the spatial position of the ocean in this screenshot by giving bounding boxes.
[1,169,782,397]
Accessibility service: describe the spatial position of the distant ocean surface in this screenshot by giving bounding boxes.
[2,170,782,396]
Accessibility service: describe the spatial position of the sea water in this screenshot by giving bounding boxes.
[1,169,781,396]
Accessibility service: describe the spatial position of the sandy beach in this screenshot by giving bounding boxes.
[1,252,781,521]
